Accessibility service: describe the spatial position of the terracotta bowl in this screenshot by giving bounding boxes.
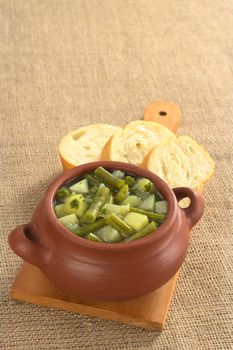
[9,161,204,301]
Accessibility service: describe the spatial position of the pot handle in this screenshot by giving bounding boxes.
[173,187,205,229]
[8,223,47,266]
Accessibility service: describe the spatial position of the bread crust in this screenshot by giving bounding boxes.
[100,136,114,161]
[59,124,121,169]
[101,121,175,165]
[144,136,215,189]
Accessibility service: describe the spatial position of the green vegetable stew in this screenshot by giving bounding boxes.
[54,166,168,243]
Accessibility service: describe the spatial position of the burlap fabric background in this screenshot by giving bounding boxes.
[1,0,233,349]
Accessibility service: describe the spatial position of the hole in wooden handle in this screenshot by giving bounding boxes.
[144,101,181,132]
[159,111,167,116]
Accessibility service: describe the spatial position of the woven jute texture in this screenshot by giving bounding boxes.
[1,0,233,349]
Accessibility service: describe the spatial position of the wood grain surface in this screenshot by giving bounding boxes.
[11,262,179,331]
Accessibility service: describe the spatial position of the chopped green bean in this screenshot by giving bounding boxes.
[74,218,106,237]
[125,176,136,186]
[107,213,134,237]
[56,187,70,201]
[129,207,166,223]
[95,166,125,189]
[85,174,102,186]
[114,184,129,203]
[145,182,152,192]
[124,222,157,242]
[90,186,98,193]
[108,194,114,204]
[84,194,95,204]
[82,187,110,223]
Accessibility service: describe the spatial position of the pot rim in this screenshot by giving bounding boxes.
[44,161,178,251]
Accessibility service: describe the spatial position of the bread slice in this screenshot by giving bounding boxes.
[101,121,175,166]
[144,136,215,189]
[59,124,122,170]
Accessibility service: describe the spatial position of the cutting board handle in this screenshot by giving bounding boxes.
[144,101,181,132]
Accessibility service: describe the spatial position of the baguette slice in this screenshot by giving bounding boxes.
[59,124,122,170]
[101,121,175,166]
[144,136,215,189]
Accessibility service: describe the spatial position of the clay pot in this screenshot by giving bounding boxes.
[9,161,204,301]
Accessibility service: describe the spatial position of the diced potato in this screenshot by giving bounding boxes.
[155,200,168,214]
[58,214,79,229]
[124,212,149,231]
[69,179,89,194]
[112,170,125,179]
[122,195,141,207]
[139,195,155,211]
[54,203,66,218]
[100,204,130,217]
[96,225,123,243]
[98,183,106,188]
[134,178,153,192]
[86,232,103,242]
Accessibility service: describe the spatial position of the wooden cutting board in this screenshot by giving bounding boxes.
[10,102,183,331]
[11,262,179,331]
